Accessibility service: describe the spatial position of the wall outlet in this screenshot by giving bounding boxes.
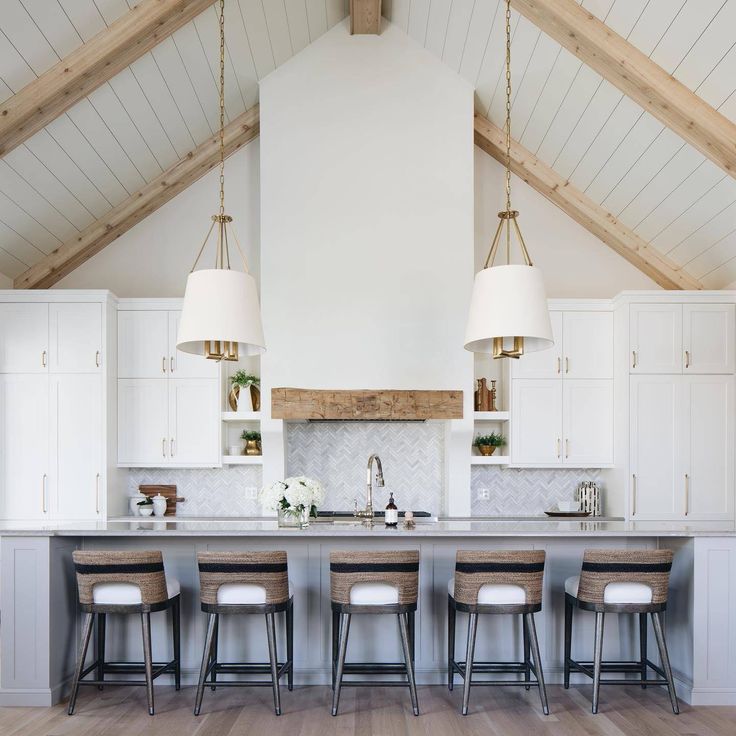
[244,487,258,500]
[477,488,490,501]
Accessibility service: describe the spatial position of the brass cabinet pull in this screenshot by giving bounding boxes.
[42,350,47,368]
[162,356,167,373]
[170,356,174,373]
[42,474,47,513]
[557,356,561,374]
[565,438,570,458]
[162,438,167,457]
[632,350,637,369]
[556,438,561,459]
[565,357,569,374]
[684,473,689,516]
[95,350,101,367]
[96,473,101,514]
[685,350,690,369]
[170,438,175,457]
[632,474,637,516]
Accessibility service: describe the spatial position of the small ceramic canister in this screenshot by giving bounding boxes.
[129,492,146,516]
[152,493,168,517]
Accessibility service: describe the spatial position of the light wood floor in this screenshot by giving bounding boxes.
[1,685,735,736]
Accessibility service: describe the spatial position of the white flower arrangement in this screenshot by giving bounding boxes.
[259,476,325,518]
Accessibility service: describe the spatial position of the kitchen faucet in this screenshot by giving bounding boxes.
[354,454,384,522]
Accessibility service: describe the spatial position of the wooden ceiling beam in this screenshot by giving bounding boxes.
[14,106,259,289]
[350,0,382,34]
[0,0,217,157]
[474,113,703,290]
[510,0,736,178]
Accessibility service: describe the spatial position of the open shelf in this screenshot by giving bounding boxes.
[221,455,263,465]
[474,411,509,422]
[470,454,510,465]
[222,411,262,422]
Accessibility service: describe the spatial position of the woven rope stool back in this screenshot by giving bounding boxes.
[577,549,673,606]
[454,550,545,606]
[330,550,419,606]
[198,551,289,605]
[73,550,168,606]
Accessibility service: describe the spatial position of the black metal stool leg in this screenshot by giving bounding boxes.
[141,612,155,716]
[331,613,351,716]
[639,612,648,689]
[526,612,549,715]
[173,597,181,691]
[399,613,419,716]
[286,598,294,692]
[194,613,217,716]
[522,614,531,691]
[652,612,679,715]
[96,613,106,690]
[266,611,282,715]
[461,612,478,716]
[408,610,416,665]
[564,595,573,689]
[210,614,219,691]
[331,609,339,690]
[592,611,605,714]
[447,597,456,692]
[68,612,94,715]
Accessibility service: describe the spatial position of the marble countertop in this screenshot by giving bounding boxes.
[0,517,734,537]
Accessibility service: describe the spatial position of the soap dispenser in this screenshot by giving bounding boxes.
[385,493,399,527]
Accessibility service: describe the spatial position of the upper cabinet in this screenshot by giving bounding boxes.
[630,303,734,374]
[0,303,49,373]
[512,310,613,380]
[118,309,217,379]
[49,303,102,373]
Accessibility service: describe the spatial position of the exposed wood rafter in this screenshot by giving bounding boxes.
[474,113,703,290]
[350,0,382,35]
[0,0,217,157]
[14,106,259,289]
[510,0,736,178]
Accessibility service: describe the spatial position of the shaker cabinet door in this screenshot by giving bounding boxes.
[511,380,563,465]
[682,304,735,374]
[117,379,168,466]
[0,303,48,373]
[563,380,613,466]
[630,304,682,374]
[118,310,169,378]
[49,302,102,373]
[629,376,682,519]
[511,312,562,379]
[562,312,613,379]
[168,379,219,466]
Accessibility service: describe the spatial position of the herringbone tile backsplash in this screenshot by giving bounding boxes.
[471,466,603,516]
[128,466,263,517]
[286,422,445,514]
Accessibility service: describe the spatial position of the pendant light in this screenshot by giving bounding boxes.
[177,0,265,361]
[464,0,552,359]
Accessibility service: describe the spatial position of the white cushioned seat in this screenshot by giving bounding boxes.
[349,582,399,605]
[92,577,180,605]
[216,580,294,605]
[564,575,653,604]
[447,577,526,605]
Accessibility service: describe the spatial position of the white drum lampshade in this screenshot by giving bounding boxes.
[464,264,553,354]
[177,268,265,357]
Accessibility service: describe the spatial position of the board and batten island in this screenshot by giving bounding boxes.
[0,518,734,708]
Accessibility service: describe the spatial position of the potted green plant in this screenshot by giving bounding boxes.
[228,371,260,412]
[241,430,262,456]
[473,433,506,456]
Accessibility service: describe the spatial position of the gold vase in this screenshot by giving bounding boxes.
[478,445,496,456]
[244,439,261,456]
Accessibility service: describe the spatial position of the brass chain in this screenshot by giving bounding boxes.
[504,0,512,261]
[218,0,226,218]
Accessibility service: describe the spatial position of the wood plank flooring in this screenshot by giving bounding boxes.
[1,685,735,736]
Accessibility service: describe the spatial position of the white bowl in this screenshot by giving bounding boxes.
[557,501,580,513]
[138,506,154,517]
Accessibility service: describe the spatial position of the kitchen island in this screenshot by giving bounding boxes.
[1,519,734,707]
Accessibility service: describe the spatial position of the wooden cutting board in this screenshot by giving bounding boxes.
[139,485,185,516]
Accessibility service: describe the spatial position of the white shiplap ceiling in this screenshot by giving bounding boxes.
[0,0,734,287]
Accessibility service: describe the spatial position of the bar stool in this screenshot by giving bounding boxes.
[447,550,549,716]
[68,550,181,716]
[194,551,294,716]
[330,550,419,717]
[564,548,679,714]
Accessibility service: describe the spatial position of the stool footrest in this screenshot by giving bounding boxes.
[341,662,409,674]
[568,657,668,683]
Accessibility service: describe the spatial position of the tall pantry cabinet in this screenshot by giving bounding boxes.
[0,292,119,520]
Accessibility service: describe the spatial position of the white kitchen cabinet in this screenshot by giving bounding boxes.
[682,304,735,374]
[0,303,48,373]
[51,374,103,519]
[630,304,683,374]
[563,312,613,379]
[630,375,734,520]
[0,374,49,519]
[511,380,563,465]
[512,312,563,378]
[118,379,169,465]
[49,303,102,373]
[168,311,218,378]
[563,380,614,465]
[118,310,169,378]
[168,379,219,465]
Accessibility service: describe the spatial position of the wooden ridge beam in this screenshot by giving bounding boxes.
[474,113,703,290]
[510,0,736,178]
[0,0,217,157]
[350,0,382,34]
[14,106,259,289]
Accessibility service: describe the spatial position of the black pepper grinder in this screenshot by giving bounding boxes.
[385,493,398,527]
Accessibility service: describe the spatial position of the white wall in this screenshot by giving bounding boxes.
[57,142,261,295]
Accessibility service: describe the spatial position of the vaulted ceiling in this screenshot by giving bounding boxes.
[0,0,734,287]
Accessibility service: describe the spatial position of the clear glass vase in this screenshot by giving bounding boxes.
[278,507,310,529]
